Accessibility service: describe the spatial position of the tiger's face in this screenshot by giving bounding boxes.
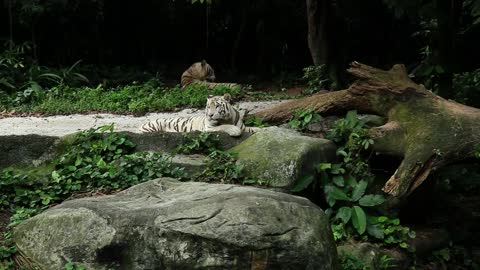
[205,94,233,124]
[193,60,216,82]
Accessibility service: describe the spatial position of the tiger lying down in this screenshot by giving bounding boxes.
[181,60,239,90]
[139,93,260,137]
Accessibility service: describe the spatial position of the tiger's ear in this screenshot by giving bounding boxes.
[223,93,232,102]
[207,94,214,99]
[201,59,207,67]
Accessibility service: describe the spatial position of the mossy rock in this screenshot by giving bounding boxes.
[13,178,339,270]
[231,127,337,192]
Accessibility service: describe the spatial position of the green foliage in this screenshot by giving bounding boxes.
[197,150,245,184]
[39,60,89,87]
[292,110,414,247]
[0,125,185,210]
[377,255,397,269]
[366,216,415,249]
[452,69,480,107]
[176,132,221,154]
[0,125,187,264]
[244,116,267,128]
[0,79,243,114]
[288,108,322,131]
[302,65,331,94]
[339,251,368,270]
[0,207,40,269]
[175,133,253,185]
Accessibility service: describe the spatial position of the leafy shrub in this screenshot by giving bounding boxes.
[197,150,245,184]
[292,110,414,247]
[453,69,480,107]
[302,65,331,94]
[244,116,267,128]
[339,251,368,270]
[0,125,185,210]
[288,108,322,131]
[176,132,221,154]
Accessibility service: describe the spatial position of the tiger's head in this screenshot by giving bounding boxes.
[205,93,234,124]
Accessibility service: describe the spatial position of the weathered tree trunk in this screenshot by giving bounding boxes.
[253,62,480,199]
[306,0,328,65]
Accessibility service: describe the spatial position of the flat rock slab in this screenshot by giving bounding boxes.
[0,131,248,169]
[13,178,338,270]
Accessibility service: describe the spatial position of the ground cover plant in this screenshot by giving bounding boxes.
[0,124,187,268]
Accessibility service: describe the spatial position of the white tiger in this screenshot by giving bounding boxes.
[139,94,259,137]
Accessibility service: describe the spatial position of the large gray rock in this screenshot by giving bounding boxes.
[231,127,337,191]
[14,178,338,270]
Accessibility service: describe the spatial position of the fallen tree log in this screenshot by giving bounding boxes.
[253,62,480,199]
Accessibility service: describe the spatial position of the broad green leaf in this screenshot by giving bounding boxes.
[345,174,357,186]
[325,184,351,207]
[346,110,358,122]
[97,158,106,167]
[332,175,344,187]
[351,180,368,201]
[351,206,367,235]
[377,216,389,223]
[304,113,312,123]
[367,223,384,239]
[337,150,348,157]
[289,120,300,128]
[335,207,352,224]
[359,194,385,207]
[316,163,332,171]
[291,175,315,192]
[330,164,345,174]
[75,156,83,166]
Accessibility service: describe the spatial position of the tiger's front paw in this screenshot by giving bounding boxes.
[224,125,242,137]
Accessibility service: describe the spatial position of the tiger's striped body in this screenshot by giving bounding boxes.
[139,94,259,137]
[181,60,240,90]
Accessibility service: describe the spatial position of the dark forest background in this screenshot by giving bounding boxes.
[1,0,478,82]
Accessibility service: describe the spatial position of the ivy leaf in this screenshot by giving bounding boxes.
[351,206,367,235]
[325,184,351,207]
[359,194,385,207]
[351,180,368,201]
[335,207,352,224]
[291,175,315,192]
[97,158,107,167]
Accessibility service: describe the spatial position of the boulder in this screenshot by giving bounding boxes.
[13,178,339,270]
[230,127,337,191]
